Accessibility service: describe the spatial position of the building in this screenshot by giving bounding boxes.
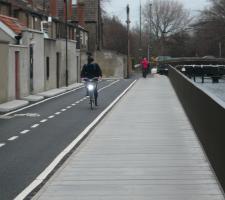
[0,0,88,104]
[72,0,102,52]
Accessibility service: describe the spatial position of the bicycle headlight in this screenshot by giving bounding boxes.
[87,84,94,91]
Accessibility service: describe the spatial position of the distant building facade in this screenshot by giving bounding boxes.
[0,0,88,104]
[72,0,102,52]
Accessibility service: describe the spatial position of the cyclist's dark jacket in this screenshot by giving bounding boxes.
[81,63,102,79]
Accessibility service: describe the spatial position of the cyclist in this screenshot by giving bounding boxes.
[81,57,102,106]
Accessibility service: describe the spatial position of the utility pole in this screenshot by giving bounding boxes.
[149,2,152,61]
[219,42,222,58]
[139,1,142,60]
[126,4,131,79]
[64,0,68,87]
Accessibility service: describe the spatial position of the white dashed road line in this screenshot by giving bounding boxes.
[8,136,19,141]
[0,143,5,148]
[20,130,30,134]
[1,80,122,152]
[31,124,39,128]
[3,85,84,117]
[48,115,55,119]
[40,119,48,123]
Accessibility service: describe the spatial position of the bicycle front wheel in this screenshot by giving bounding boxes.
[90,93,94,110]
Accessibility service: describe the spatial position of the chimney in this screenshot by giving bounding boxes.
[77,0,85,27]
[50,0,57,17]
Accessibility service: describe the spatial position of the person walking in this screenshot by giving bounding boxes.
[141,57,149,78]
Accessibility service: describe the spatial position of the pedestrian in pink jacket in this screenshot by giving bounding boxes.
[141,57,149,78]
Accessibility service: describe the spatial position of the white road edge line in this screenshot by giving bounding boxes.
[14,80,136,200]
[0,143,6,148]
[3,86,84,117]
[8,136,19,141]
[31,124,39,128]
[20,130,30,135]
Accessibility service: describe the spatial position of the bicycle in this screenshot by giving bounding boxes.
[83,77,99,110]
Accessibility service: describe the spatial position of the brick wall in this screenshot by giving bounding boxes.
[83,0,98,22]
[75,0,102,52]
[56,0,72,20]
[0,4,10,16]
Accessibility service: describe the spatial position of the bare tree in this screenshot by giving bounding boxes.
[140,0,192,56]
[143,0,191,39]
[202,0,225,24]
[103,16,128,54]
[191,0,225,57]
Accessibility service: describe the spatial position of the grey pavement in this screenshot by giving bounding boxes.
[22,95,44,102]
[0,100,29,112]
[33,76,224,200]
[0,83,83,113]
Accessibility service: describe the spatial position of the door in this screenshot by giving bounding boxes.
[30,44,34,92]
[15,51,20,99]
[77,56,79,82]
[56,52,60,88]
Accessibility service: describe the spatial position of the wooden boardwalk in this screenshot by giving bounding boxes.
[34,76,225,200]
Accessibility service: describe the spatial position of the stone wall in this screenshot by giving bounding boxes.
[84,0,98,21]
[94,50,126,78]
[56,39,78,86]
[22,30,45,94]
[8,45,29,100]
[0,41,9,103]
[0,29,15,44]
[68,40,77,84]
[44,38,57,90]
[85,23,97,53]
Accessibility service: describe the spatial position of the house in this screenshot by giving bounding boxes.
[72,0,102,52]
[0,15,29,103]
[0,0,88,104]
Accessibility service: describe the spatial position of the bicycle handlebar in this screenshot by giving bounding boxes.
[82,77,99,82]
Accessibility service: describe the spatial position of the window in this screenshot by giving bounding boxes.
[72,0,77,5]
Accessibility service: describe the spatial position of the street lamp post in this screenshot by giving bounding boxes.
[148,2,152,61]
[126,4,130,78]
[139,2,142,60]
[64,0,68,87]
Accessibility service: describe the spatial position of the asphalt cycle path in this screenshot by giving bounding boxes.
[0,78,135,200]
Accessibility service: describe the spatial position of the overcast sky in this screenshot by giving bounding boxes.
[103,0,211,26]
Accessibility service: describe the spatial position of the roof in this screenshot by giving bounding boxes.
[0,15,26,34]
